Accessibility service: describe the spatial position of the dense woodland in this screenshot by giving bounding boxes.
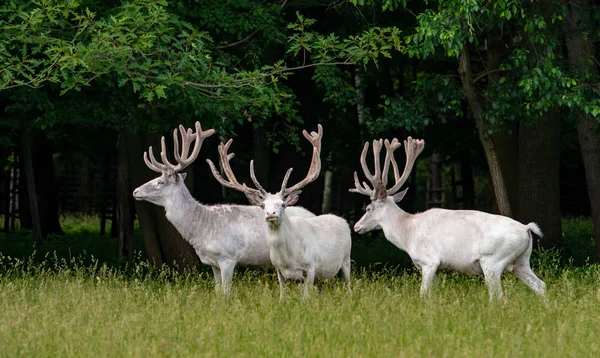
[1,0,599,268]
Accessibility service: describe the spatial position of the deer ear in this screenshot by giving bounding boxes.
[392,187,409,203]
[284,191,301,206]
[245,191,263,206]
[179,172,187,181]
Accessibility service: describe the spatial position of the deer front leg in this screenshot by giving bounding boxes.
[419,264,438,297]
[211,266,222,291]
[219,260,236,297]
[277,269,286,301]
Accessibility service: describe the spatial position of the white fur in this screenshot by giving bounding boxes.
[262,193,352,299]
[133,172,315,295]
[354,196,547,300]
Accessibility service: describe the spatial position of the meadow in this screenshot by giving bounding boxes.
[0,216,599,357]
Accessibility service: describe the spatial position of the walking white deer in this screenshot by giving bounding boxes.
[207,125,352,299]
[132,121,315,295]
[349,137,546,300]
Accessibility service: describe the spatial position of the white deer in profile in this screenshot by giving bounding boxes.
[132,121,315,295]
[207,125,352,299]
[350,137,546,300]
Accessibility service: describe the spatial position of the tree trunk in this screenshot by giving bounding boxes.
[576,118,600,261]
[116,131,134,261]
[486,41,520,216]
[321,152,333,214]
[128,131,199,270]
[517,112,562,248]
[34,133,63,236]
[564,0,600,261]
[429,151,443,208]
[354,67,366,142]
[99,151,113,236]
[20,118,43,248]
[458,45,513,217]
[79,156,90,215]
[458,143,475,209]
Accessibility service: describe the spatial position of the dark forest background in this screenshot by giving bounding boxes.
[1,0,599,269]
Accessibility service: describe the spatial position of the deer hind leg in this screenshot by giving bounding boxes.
[513,237,546,296]
[211,266,222,291]
[480,258,506,301]
[340,257,352,294]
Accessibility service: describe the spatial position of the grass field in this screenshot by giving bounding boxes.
[0,216,599,357]
[0,255,599,357]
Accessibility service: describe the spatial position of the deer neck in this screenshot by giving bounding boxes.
[162,185,208,240]
[379,204,413,253]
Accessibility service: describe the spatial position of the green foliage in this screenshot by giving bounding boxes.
[1,2,402,110]
[560,217,596,266]
[368,74,464,133]
[350,0,600,132]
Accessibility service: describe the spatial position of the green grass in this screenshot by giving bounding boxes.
[0,214,145,266]
[0,215,599,356]
[0,253,599,357]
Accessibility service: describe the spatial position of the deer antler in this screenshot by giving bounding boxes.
[350,136,425,200]
[278,124,324,196]
[143,121,215,173]
[385,136,425,195]
[206,139,266,198]
[208,124,323,201]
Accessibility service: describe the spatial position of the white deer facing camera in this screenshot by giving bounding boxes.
[207,124,352,299]
[350,136,546,301]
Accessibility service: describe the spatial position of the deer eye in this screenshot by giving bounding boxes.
[157,181,164,186]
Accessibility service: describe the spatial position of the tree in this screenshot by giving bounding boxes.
[0,0,402,264]
[349,0,600,247]
[563,0,600,261]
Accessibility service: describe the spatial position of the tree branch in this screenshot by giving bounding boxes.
[473,68,507,83]
[215,29,260,50]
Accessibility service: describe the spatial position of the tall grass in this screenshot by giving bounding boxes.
[0,250,599,357]
[0,215,598,356]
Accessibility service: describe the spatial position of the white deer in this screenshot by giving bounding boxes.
[349,137,546,300]
[207,125,352,299]
[132,121,315,295]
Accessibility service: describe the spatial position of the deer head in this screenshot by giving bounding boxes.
[132,121,215,206]
[350,136,425,233]
[207,125,323,226]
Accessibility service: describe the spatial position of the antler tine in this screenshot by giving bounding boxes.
[382,138,402,187]
[386,136,425,195]
[175,125,190,160]
[349,171,375,196]
[174,121,215,172]
[358,142,377,186]
[218,139,240,184]
[206,139,264,197]
[372,139,383,180]
[280,125,323,196]
[302,124,323,153]
[143,147,166,173]
[159,136,178,171]
[279,168,294,194]
[249,160,268,195]
[283,145,322,195]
